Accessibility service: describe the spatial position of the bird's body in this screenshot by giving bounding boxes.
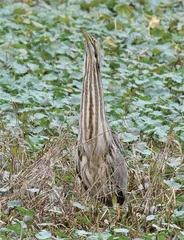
[75,30,128,205]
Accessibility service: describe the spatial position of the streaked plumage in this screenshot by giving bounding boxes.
[75,30,128,205]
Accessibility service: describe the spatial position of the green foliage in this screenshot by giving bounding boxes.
[35,230,52,239]
[0,0,183,151]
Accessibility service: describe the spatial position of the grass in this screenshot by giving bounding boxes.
[1,125,183,239]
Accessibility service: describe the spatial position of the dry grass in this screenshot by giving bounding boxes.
[0,127,183,238]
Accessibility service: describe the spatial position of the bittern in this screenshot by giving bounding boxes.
[75,30,128,206]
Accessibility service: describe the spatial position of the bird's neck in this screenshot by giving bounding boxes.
[79,59,110,144]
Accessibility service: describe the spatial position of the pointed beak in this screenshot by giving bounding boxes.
[82,29,92,43]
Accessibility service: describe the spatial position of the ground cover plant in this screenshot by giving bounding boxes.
[0,0,184,239]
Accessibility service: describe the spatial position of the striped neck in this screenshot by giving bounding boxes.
[79,53,110,143]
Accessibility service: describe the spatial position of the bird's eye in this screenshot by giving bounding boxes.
[91,37,96,43]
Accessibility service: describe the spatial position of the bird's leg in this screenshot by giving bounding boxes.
[110,203,121,227]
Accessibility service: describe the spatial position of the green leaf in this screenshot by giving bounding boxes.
[27,62,39,71]
[167,157,181,168]
[13,8,27,15]
[11,63,28,74]
[8,200,22,209]
[73,202,87,210]
[114,228,129,234]
[8,222,22,235]
[17,207,35,217]
[123,132,138,142]
[76,216,91,225]
[164,178,181,190]
[32,21,45,29]
[75,229,92,237]
[161,49,177,63]
[146,215,157,221]
[34,113,47,119]
[108,235,129,240]
[173,210,184,219]
[35,230,52,239]
[40,51,53,60]
[42,73,58,81]
[114,4,134,18]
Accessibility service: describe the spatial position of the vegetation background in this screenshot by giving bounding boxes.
[0,0,183,239]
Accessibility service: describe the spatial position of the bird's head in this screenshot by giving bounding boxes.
[82,29,101,66]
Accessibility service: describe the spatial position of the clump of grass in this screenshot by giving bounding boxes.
[0,126,183,238]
